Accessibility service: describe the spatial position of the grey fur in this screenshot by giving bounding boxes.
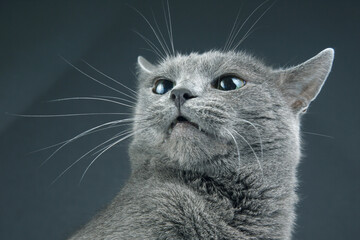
[69,48,334,239]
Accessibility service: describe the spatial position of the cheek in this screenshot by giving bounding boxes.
[136,100,177,133]
[239,89,273,110]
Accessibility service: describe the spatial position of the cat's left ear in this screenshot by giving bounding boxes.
[137,56,156,74]
[276,48,334,113]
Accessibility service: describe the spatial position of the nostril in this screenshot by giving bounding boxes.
[183,93,196,100]
[171,93,176,100]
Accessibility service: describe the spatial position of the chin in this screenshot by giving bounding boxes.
[164,124,228,173]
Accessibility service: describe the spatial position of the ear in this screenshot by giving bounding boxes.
[277,48,334,113]
[137,56,156,74]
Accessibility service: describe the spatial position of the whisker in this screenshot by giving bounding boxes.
[29,122,136,154]
[303,131,334,139]
[92,95,136,105]
[163,0,175,54]
[51,129,133,185]
[6,112,134,118]
[233,129,264,178]
[239,118,264,163]
[90,129,135,156]
[167,0,175,55]
[227,0,269,50]
[59,56,137,101]
[224,128,241,168]
[223,4,243,51]
[130,6,170,57]
[151,8,172,56]
[139,47,164,58]
[49,97,135,109]
[79,129,143,184]
[81,60,138,96]
[232,0,275,51]
[39,119,136,166]
[134,30,166,60]
[233,28,257,50]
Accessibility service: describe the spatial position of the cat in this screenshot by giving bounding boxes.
[61,2,335,238]
[67,45,334,239]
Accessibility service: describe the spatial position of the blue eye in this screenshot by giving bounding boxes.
[153,79,174,95]
[214,76,246,91]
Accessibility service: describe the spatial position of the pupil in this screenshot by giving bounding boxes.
[220,77,236,90]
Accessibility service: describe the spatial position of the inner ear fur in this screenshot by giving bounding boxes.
[276,48,334,113]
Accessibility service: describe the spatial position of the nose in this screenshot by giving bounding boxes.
[170,88,196,109]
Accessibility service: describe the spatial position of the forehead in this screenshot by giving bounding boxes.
[155,51,269,81]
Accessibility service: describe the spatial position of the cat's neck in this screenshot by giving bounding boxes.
[179,169,262,208]
[141,163,277,207]
[128,157,296,239]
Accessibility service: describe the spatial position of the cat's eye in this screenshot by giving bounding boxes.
[214,76,246,91]
[153,79,174,95]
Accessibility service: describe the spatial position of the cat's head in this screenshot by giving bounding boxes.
[129,49,334,177]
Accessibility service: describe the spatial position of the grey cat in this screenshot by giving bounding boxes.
[69,48,334,239]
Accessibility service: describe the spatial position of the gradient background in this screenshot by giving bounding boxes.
[1,0,359,239]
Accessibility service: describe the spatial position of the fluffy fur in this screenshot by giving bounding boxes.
[69,49,334,239]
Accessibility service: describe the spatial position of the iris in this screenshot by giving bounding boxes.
[215,76,246,91]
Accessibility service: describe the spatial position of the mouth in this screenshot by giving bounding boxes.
[169,116,203,133]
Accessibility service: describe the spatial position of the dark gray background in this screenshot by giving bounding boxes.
[1,0,359,239]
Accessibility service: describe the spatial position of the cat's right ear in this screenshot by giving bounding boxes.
[137,56,156,74]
